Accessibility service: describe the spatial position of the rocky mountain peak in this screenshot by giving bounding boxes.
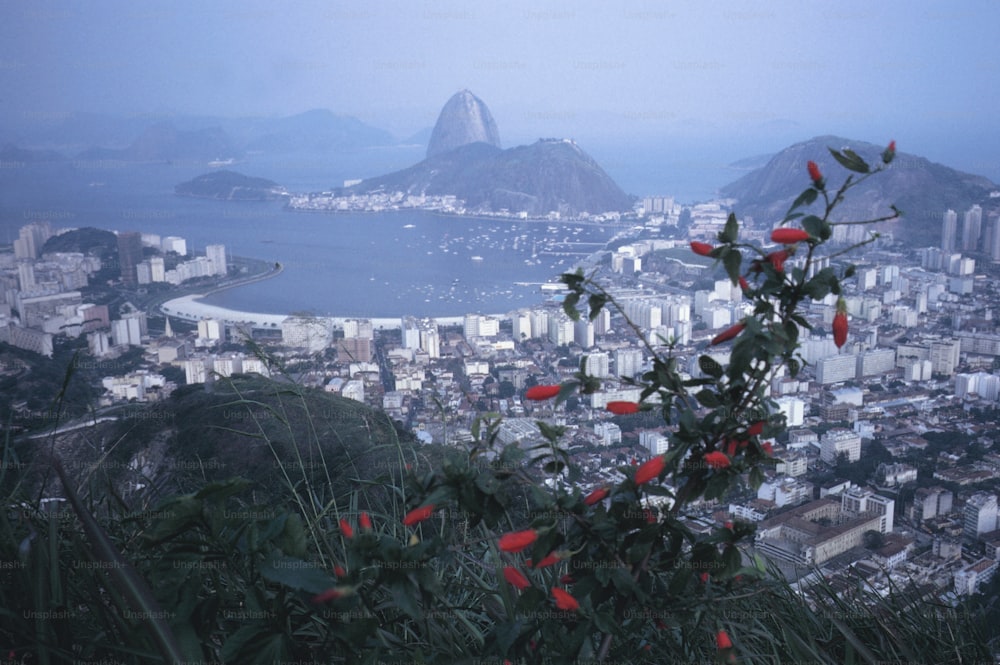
[426,90,501,158]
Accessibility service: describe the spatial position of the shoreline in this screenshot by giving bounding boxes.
[158,258,478,330]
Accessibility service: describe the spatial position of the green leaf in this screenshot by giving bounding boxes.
[260,556,337,594]
[829,147,870,174]
[801,215,825,239]
[536,420,566,444]
[723,248,742,285]
[698,355,724,378]
[562,292,581,320]
[588,293,608,321]
[390,579,423,620]
[784,187,818,219]
[695,389,721,408]
[719,213,739,243]
[542,460,566,475]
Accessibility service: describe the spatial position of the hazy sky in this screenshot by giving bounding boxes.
[3,0,999,168]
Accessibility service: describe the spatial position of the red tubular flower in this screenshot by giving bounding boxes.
[738,275,750,292]
[560,574,575,585]
[724,438,738,457]
[606,401,639,415]
[312,587,351,603]
[690,241,714,256]
[883,140,896,164]
[526,384,561,400]
[716,629,733,650]
[833,311,848,349]
[767,249,789,272]
[334,565,346,577]
[644,508,656,524]
[704,451,731,469]
[551,587,580,612]
[584,487,610,506]
[711,322,745,346]
[700,572,710,583]
[634,455,666,485]
[533,551,561,569]
[762,441,774,456]
[771,228,811,244]
[747,420,765,437]
[359,512,372,531]
[499,529,538,553]
[339,519,354,539]
[402,504,435,526]
[503,566,531,590]
[807,160,823,185]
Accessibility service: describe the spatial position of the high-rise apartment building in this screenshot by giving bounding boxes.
[964,493,998,541]
[614,348,643,380]
[206,244,227,276]
[584,352,610,378]
[116,231,143,288]
[962,205,983,253]
[942,209,958,253]
[820,428,861,464]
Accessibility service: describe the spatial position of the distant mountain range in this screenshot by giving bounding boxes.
[78,122,240,163]
[720,135,999,247]
[5,109,400,163]
[339,91,633,217]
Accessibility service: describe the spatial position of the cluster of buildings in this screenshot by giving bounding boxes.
[288,187,625,223]
[8,194,1000,609]
[116,230,227,287]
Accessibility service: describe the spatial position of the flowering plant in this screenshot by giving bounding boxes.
[301,142,905,663]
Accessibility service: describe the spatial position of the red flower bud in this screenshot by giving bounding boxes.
[690,241,714,256]
[533,551,561,569]
[634,455,666,485]
[767,249,789,272]
[551,587,580,611]
[700,572,710,583]
[738,275,750,292]
[882,140,896,164]
[334,565,346,577]
[526,384,561,400]
[724,438,737,457]
[402,504,435,526]
[833,311,848,349]
[339,519,354,539]
[560,574,575,585]
[704,451,731,469]
[716,629,733,650]
[762,441,774,456]
[359,512,372,531]
[503,566,531,590]
[606,400,639,415]
[771,228,811,244]
[312,586,352,603]
[499,529,537,553]
[644,507,657,524]
[711,322,745,346]
[747,420,765,437]
[807,160,823,185]
[584,487,610,506]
